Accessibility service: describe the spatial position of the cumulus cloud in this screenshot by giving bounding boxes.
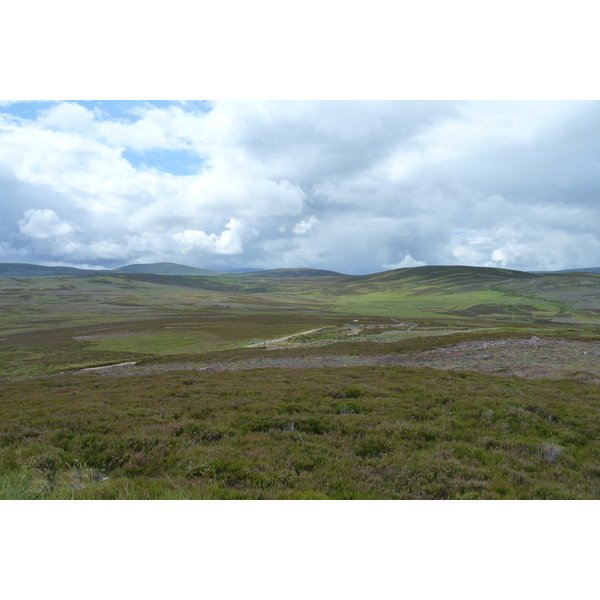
[292,215,318,234]
[2,100,600,273]
[173,219,248,255]
[383,253,427,270]
[19,209,76,239]
[38,102,96,132]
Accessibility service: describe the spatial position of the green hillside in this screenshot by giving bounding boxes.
[263,265,560,320]
[358,265,537,284]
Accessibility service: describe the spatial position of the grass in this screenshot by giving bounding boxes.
[2,265,600,499]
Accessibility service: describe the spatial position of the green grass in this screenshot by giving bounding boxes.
[87,333,209,354]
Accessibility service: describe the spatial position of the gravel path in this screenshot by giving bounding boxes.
[245,328,325,347]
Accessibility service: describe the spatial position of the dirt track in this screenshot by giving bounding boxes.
[246,328,325,347]
[79,361,138,372]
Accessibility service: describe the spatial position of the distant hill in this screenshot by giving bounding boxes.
[359,265,537,284]
[531,267,600,275]
[0,261,561,282]
[0,261,225,278]
[244,268,344,278]
[0,263,110,277]
[113,262,222,276]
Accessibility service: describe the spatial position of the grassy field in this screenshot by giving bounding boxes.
[1,265,600,499]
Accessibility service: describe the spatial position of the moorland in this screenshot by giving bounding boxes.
[1,263,600,499]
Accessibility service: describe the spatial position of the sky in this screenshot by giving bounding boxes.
[1,99,599,274]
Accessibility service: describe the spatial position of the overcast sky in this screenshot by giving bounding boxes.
[1,100,599,274]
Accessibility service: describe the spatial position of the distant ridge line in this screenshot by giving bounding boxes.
[113,262,220,276]
[530,267,600,275]
[1,261,600,279]
[0,262,347,278]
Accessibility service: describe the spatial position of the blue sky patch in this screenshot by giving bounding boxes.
[122,148,205,176]
[2,101,57,120]
[1,100,212,123]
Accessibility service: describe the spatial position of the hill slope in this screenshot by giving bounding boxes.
[533,267,600,275]
[359,265,537,284]
[292,265,559,319]
[0,262,223,278]
[113,262,222,276]
[244,268,344,278]
[0,263,109,277]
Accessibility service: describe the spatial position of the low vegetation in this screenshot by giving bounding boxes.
[1,265,599,499]
[2,367,600,499]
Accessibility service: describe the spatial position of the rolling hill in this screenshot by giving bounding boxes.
[0,263,110,277]
[112,262,222,276]
[243,268,344,278]
[532,267,600,275]
[0,261,224,278]
[3,260,600,280]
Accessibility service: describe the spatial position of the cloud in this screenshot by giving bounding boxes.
[19,209,76,239]
[38,102,96,132]
[2,101,600,273]
[383,253,427,270]
[292,215,318,234]
[173,219,249,255]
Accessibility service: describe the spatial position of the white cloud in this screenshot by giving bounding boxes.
[38,102,96,132]
[383,253,426,270]
[292,215,318,234]
[19,209,76,239]
[173,219,248,255]
[173,229,218,253]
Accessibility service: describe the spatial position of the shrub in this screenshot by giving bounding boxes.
[337,402,367,415]
[356,438,392,458]
[329,387,362,399]
[538,443,563,463]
